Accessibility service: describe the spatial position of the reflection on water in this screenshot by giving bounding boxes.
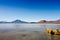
[0,24,60,40]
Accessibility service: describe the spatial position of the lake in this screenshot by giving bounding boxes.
[0,24,60,40]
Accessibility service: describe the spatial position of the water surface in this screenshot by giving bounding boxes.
[0,24,60,40]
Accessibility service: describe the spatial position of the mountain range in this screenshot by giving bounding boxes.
[30,19,60,24]
[0,20,27,23]
[0,19,60,24]
[37,19,60,24]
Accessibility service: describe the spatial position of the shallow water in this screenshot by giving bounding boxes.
[0,24,60,40]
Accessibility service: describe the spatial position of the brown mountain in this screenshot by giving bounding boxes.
[38,19,60,24]
[38,20,47,23]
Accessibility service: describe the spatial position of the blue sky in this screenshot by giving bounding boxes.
[0,0,60,22]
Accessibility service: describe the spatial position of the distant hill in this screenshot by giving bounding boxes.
[0,20,28,23]
[11,20,27,23]
[37,19,60,24]
[38,20,47,23]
